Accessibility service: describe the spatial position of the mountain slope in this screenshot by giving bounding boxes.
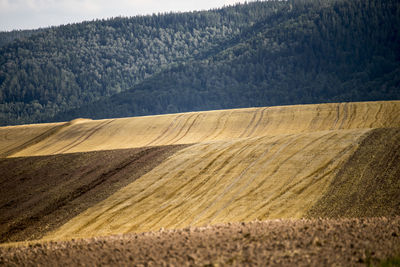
[48,0,400,122]
[0,29,43,48]
[0,1,284,125]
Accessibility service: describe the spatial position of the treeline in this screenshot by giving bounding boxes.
[52,0,400,121]
[1,0,400,125]
[0,1,284,125]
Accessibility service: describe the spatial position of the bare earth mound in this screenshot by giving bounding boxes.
[1,217,399,266]
[0,145,188,243]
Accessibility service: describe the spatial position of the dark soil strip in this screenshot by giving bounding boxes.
[0,145,189,243]
[1,217,399,266]
[307,128,400,218]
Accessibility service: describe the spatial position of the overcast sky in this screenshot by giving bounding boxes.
[0,0,255,32]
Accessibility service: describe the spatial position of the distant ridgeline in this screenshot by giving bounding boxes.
[0,0,399,125]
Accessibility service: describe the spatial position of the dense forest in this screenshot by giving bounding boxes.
[0,0,399,125]
[0,29,43,48]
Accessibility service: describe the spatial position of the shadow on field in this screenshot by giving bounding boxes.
[0,145,188,243]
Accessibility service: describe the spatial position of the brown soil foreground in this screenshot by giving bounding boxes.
[1,217,399,266]
[0,145,188,243]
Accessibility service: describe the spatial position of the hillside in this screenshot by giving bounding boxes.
[0,29,43,48]
[1,101,400,265]
[0,101,399,241]
[43,128,369,238]
[1,101,398,157]
[1,0,400,125]
[0,1,284,125]
[55,0,400,122]
[0,145,186,243]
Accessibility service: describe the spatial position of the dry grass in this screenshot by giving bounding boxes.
[0,122,66,157]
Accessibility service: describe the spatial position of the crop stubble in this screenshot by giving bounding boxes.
[0,101,399,265]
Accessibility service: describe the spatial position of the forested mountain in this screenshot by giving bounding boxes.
[1,0,399,125]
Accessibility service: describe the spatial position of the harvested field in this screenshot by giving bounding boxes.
[2,101,399,157]
[0,145,187,243]
[0,121,66,158]
[2,217,400,266]
[1,101,399,265]
[45,128,390,240]
[43,126,400,241]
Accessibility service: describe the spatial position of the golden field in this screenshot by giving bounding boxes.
[1,101,398,157]
[0,100,399,244]
[45,128,370,239]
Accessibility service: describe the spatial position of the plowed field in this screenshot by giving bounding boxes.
[2,217,399,266]
[0,101,399,265]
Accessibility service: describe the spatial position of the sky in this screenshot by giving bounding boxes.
[0,0,255,32]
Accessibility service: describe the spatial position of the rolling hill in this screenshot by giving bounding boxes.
[1,101,398,157]
[1,0,399,264]
[1,101,400,265]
